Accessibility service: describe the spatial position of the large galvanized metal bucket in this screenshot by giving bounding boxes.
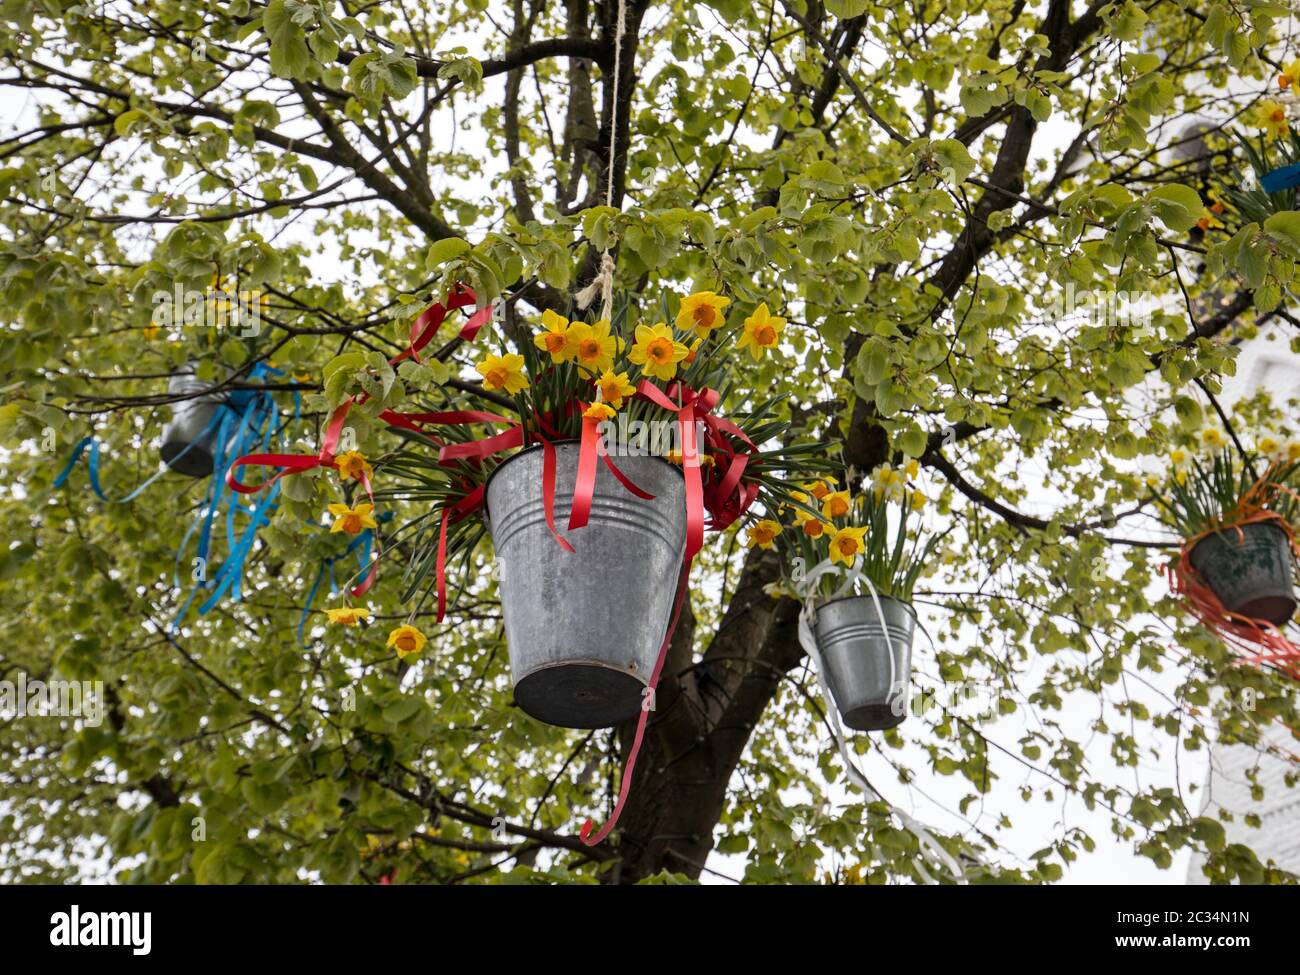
[160,368,227,477]
[1189,521,1296,626]
[485,441,687,728]
[814,595,915,731]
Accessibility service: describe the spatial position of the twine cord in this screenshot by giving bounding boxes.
[575,0,626,324]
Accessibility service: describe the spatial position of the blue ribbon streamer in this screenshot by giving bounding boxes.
[1261,161,1300,194]
[295,511,394,645]
[169,362,293,631]
[52,411,222,503]
[54,362,349,635]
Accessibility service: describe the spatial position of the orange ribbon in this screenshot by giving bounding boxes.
[1170,464,1300,678]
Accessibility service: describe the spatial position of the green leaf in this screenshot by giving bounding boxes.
[382,696,423,724]
[264,0,313,79]
[1144,184,1203,232]
[826,0,870,16]
[1263,210,1300,251]
[114,110,147,137]
[426,237,471,269]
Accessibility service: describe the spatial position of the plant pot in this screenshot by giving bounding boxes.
[160,368,226,477]
[485,441,687,728]
[1188,522,1296,626]
[814,595,915,731]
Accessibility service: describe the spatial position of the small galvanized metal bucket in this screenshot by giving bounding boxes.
[1189,522,1296,626]
[814,595,915,731]
[160,367,227,478]
[485,441,686,729]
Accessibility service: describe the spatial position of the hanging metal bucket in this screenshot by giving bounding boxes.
[814,595,915,731]
[1189,522,1296,626]
[485,441,686,729]
[160,368,226,478]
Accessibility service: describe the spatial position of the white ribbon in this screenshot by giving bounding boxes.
[794,560,967,884]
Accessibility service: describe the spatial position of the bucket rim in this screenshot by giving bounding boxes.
[168,367,233,405]
[814,592,916,618]
[1188,519,1290,557]
[483,436,686,520]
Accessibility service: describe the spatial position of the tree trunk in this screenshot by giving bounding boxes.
[606,547,804,882]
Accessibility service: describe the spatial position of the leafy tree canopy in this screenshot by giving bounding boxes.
[2,0,1299,884]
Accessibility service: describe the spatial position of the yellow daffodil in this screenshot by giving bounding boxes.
[676,291,730,336]
[664,449,714,467]
[904,458,919,479]
[790,495,825,535]
[736,302,786,361]
[533,309,577,362]
[1280,60,1300,89]
[909,490,926,512]
[1258,435,1281,456]
[1196,209,1224,232]
[335,450,373,483]
[1287,441,1300,462]
[1259,100,1290,140]
[628,322,688,381]
[328,502,378,535]
[828,526,869,567]
[387,624,427,660]
[476,352,529,394]
[803,478,836,501]
[821,490,852,520]
[1200,428,1226,449]
[800,517,830,538]
[584,401,617,421]
[569,318,620,375]
[327,606,371,626]
[1170,448,1188,467]
[871,464,907,502]
[746,519,782,549]
[1144,473,1160,489]
[595,369,637,408]
[682,336,704,366]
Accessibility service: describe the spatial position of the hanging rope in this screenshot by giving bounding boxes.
[794,558,970,884]
[574,0,626,324]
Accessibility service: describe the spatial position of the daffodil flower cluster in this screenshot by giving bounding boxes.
[758,464,940,604]
[314,451,433,661]
[470,291,788,431]
[1149,426,1300,539]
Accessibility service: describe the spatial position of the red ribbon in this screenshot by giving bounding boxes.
[226,287,491,598]
[392,284,490,365]
[539,433,576,555]
[417,411,582,618]
[568,411,603,531]
[580,565,690,846]
[633,380,713,560]
[575,380,767,845]
[434,483,487,622]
